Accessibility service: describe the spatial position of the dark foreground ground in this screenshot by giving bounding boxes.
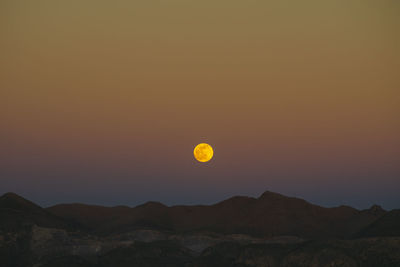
[2,227,400,267]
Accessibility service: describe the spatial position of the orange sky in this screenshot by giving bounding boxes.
[1,0,399,208]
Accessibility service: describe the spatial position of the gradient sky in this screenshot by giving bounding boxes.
[1,0,399,209]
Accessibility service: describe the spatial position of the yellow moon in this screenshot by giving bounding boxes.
[193,143,214,162]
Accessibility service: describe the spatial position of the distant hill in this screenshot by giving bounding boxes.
[0,192,79,231]
[2,191,395,238]
[45,191,387,238]
[356,209,400,237]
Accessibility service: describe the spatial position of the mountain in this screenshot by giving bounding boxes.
[1,191,399,267]
[0,192,79,231]
[0,191,392,238]
[0,192,44,212]
[357,209,400,237]
[46,191,386,238]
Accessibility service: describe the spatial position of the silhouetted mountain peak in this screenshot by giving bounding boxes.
[258,190,286,199]
[357,209,400,237]
[1,192,27,202]
[0,192,42,212]
[0,192,79,231]
[1,192,20,198]
[258,191,310,206]
[136,201,167,209]
[367,204,385,214]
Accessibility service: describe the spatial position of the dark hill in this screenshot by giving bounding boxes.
[0,192,44,212]
[46,191,386,238]
[356,209,400,237]
[0,192,79,231]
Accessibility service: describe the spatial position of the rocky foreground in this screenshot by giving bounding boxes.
[1,225,400,267]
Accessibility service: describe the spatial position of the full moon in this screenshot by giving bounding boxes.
[194,143,214,162]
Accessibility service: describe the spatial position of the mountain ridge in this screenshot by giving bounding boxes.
[0,192,79,231]
[1,190,394,239]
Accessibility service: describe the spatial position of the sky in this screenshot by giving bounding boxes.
[1,0,399,209]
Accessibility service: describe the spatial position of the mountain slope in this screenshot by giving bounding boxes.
[356,209,400,237]
[47,191,386,238]
[0,192,79,231]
